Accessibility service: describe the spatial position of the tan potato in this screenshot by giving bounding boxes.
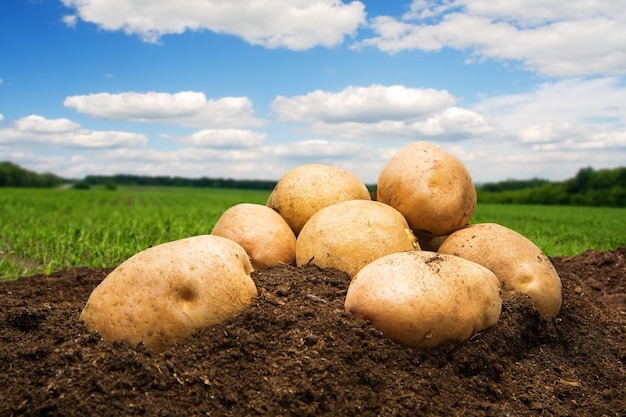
[80,235,257,352]
[296,200,419,277]
[211,203,296,270]
[267,164,371,236]
[438,223,562,317]
[377,141,476,237]
[345,251,502,348]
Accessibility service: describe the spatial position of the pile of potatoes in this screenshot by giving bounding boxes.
[81,141,562,352]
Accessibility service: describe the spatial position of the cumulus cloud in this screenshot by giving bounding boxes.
[60,0,366,49]
[92,147,265,180]
[0,115,147,148]
[49,137,384,181]
[0,113,4,122]
[518,123,584,144]
[272,85,494,140]
[175,129,267,148]
[266,139,368,158]
[514,122,626,153]
[62,14,78,27]
[14,115,80,134]
[272,84,455,123]
[64,91,267,128]
[262,139,396,182]
[417,0,624,27]
[100,150,272,181]
[308,107,495,140]
[448,75,626,182]
[100,147,258,163]
[473,77,626,130]
[357,0,626,76]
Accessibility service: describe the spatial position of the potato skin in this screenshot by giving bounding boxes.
[267,164,371,236]
[296,200,419,277]
[438,223,562,317]
[80,235,257,353]
[377,141,476,237]
[211,203,296,270]
[345,251,502,348]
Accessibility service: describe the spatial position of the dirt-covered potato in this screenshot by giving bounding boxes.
[211,203,296,270]
[267,164,371,236]
[296,200,419,277]
[80,235,257,352]
[377,141,476,237]
[438,223,562,317]
[345,251,502,348]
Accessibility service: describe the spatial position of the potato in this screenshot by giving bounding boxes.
[296,200,419,277]
[377,141,476,237]
[267,164,371,236]
[345,251,502,348]
[211,203,296,270]
[80,235,257,352]
[438,223,562,317]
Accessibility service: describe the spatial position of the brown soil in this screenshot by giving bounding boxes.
[1,247,625,417]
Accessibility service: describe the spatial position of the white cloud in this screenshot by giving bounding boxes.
[272,85,494,140]
[92,146,270,179]
[272,84,455,123]
[14,115,80,134]
[263,139,397,183]
[60,0,366,50]
[177,129,267,148]
[64,91,206,119]
[64,91,267,128]
[473,77,626,129]
[0,115,147,148]
[428,0,625,27]
[0,114,4,122]
[5,76,625,184]
[62,14,78,27]
[266,139,368,158]
[514,122,626,152]
[358,0,626,77]
[310,107,495,140]
[448,76,626,182]
[518,123,584,144]
[100,147,260,164]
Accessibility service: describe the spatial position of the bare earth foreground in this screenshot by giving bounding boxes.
[1,247,625,416]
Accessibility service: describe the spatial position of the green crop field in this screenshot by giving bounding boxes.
[0,187,270,281]
[471,204,626,257]
[1,186,625,281]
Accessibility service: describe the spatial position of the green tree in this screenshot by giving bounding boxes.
[566,166,594,194]
[0,161,64,188]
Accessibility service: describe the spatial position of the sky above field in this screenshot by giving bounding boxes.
[1,0,625,184]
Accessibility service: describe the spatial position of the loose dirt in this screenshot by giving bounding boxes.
[1,247,625,416]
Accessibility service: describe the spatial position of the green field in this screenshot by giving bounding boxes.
[1,186,625,281]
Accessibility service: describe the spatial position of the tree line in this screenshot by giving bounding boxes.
[2,160,625,207]
[0,161,65,188]
[0,161,277,190]
[82,174,277,190]
[476,166,626,207]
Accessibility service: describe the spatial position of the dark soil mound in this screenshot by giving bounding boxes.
[1,247,625,416]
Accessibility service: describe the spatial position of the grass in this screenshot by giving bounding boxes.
[0,186,270,281]
[1,187,624,281]
[471,204,626,257]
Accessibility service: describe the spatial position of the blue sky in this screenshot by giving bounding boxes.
[1,0,625,184]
